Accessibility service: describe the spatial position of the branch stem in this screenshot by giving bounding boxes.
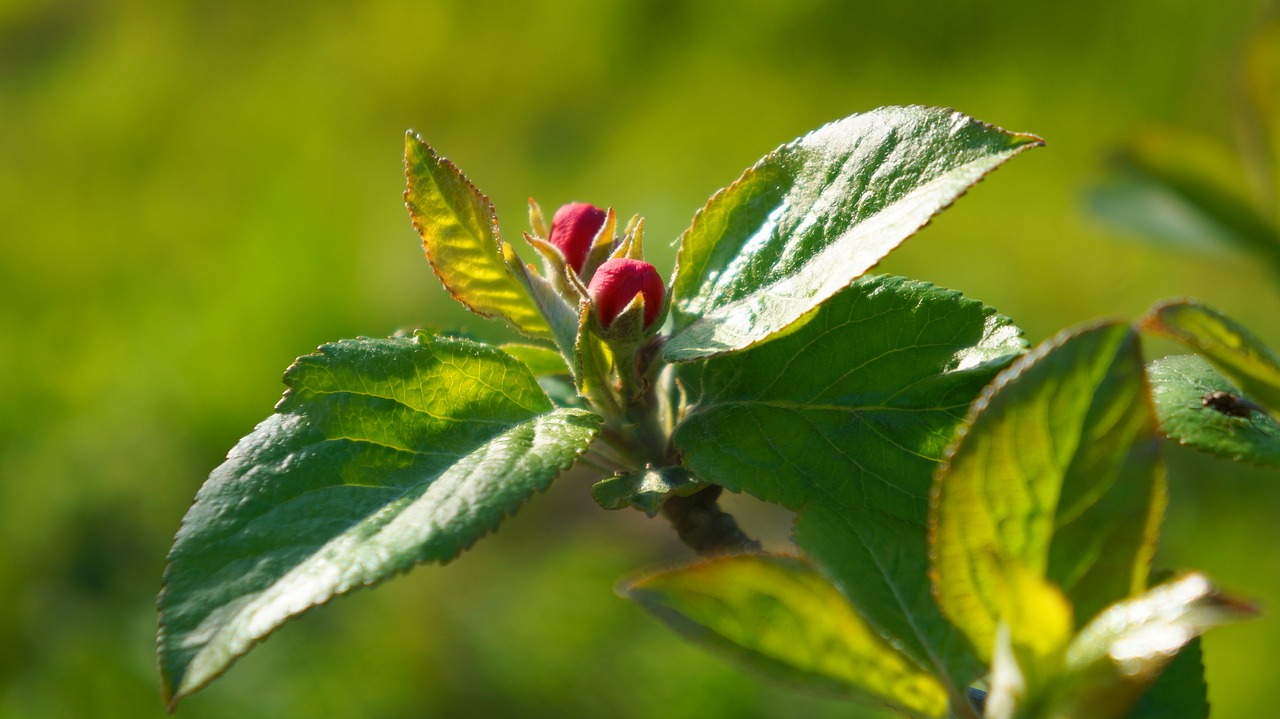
[660,486,761,556]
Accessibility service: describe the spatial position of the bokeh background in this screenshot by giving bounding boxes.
[4,1,1280,717]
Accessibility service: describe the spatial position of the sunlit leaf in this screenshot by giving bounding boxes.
[1146,354,1280,467]
[622,554,949,718]
[574,304,620,416]
[158,333,600,706]
[931,322,1165,665]
[1048,574,1256,719]
[405,133,550,336]
[674,274,1025,693]
[982,563,1074,719]
[1141,299,1280,413]
[664,106,1041,362]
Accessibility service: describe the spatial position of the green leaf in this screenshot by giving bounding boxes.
[673,274,1025,692]
[158,333,601,707]
[591,466,704,517]
[981,564,1074,719]
[664,106,1041,362]
[574,304,622,416]
[1146,354,1280,467]
[1048,574,1256,719]
[621,554,950,718]
[500,342,569,376]
[1123,638,1208,719]
[404,133,550,336]
[1087,177,1251,256]
[1087,144,1280,269]
[1141,299,1280,413]
[503,241,584,371]
[931,323,1165,667]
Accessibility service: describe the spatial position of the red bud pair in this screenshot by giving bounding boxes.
[548,203,663,328]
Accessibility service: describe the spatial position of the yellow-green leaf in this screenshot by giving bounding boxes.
[623,554,949,718]
[931,323,1165,665]
[1140,299,1280,414]
[404,133,549,336]
[500,343,569,376]
[1048,574,1257,719]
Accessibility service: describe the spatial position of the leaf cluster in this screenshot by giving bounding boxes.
[159,106,1275,718]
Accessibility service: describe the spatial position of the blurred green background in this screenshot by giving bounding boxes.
[4,0,1280,716]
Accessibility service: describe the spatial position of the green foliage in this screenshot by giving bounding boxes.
[664,106,1042,362]
[1088,140,1280,269]
[1048,574,1256,719]
[931,322,1165,660]
[591,467,704,517]
[160,103,1268,719]
[674,274,1025,694]
[1126,640,1208,719]
[1089,17,1280,281]
[499,343,570,376]
[405,134,551,337]
[158,333,600,704]
[1141,299,1280,413]
[622,554,949,718]
[1146,354,1280,467]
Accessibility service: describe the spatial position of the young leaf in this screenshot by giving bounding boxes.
[674,274,1025,691]
[504,241,583,369]
[621,554,950,718]
[591,466,704,517]
[1140,299,1280,413]
[405,133,550,337]
[931,323,1165,665]
[1049,574,1256,719]
[1146,354,1280,467]
[158,333,601,706]
[664,106,1042,362]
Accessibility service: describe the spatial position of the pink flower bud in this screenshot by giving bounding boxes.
[588,258,664,328]
[548,202,606,273]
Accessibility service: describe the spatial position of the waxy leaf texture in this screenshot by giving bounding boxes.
[665,106,1041,362]
[674,274,1025,694]
[158,333,599,705]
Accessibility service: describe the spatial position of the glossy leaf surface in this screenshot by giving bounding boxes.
[931,323,1165,666]
[665,106,1041,362]
[405,133,549,336]
[158,333,600,706]
[1141,299,1280,413]
[591,466,703,517]
[1050,574,1256,719]
[622,554,949,718]
[1147,354,1280,467]
[674,274,1025,690]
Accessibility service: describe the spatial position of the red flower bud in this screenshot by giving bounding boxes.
[548,202,607,273]
[588,258,664,328]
